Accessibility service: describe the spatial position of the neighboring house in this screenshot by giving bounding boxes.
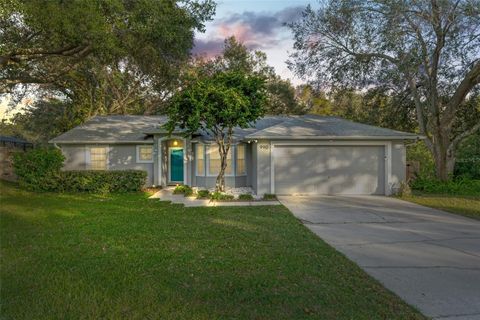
[0,136,33,181]
[49,115,420,196]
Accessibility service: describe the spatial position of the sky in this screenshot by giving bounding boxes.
[1,0,313,120]
[192,0,314,85]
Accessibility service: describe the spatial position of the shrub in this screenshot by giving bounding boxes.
[263,193,277,200]
[58,170,147,193]
[238,193,254,201]
[196,189,210,199]
[210,191,234,201]
[410,177,480,195]
[454,132,480,179]
[173,185,193,196]
[13,148,65,191]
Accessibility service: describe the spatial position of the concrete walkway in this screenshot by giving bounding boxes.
[279,195,480,320]
[150,189,280,207]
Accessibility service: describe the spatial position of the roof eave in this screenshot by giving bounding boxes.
[243,135,422,140]
[49,140,154,144]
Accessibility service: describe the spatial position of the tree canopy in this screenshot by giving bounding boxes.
[166,39,267,191]
[289,0,480,180]
[1,0,215,93]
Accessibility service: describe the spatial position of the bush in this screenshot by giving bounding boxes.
[410,177,480,195]
[58,170,147,193]
[238,193,254,201]
[196,189,210,199]
[210,191,234,201]
[13,148,65,191]
[263,193,277,200]
[173,185,193,196]
[454,132,480,179]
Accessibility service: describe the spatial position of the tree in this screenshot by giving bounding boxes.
[199,37,303,115]
[0,0,215,94]
[289,0,480,180]
[165,70,266,192]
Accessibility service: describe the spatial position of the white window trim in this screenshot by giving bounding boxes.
[206,143,235,177]
[86,145,109,170]
[195,143,206,177]
[236,143,247,176]
[136,145,154,163]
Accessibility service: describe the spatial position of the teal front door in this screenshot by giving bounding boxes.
[170,148,184,182]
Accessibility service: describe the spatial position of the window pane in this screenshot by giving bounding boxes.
[196,144,204,175]
[90,147,107,170]
[209,145,232,175]
[236,144,246,175]
[139,146,153,161]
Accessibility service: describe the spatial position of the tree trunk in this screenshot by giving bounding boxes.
[431,129,456,181]
[215,154,227,192]
[215,143,229,192]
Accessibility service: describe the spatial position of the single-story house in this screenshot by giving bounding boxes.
[50,115,420,196]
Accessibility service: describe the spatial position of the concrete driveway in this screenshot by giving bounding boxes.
[279,195,480,320]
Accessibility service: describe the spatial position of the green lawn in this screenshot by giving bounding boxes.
[400,193,480,220]
[0,181,424,319]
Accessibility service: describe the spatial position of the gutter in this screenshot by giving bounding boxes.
[243,135,424,140]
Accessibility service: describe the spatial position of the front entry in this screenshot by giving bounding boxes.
[169,148,184,183]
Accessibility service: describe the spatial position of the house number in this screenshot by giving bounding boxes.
[259,144,269,150]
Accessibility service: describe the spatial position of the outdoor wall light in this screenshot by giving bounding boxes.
[173,140,178,146]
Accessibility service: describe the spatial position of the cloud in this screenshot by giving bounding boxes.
[193,6,305,58]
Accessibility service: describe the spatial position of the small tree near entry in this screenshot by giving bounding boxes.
[165,71,266,192]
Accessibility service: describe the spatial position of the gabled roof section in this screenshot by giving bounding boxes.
[50,115,167,144]
[50,114,420,144]
[245,115,419,140]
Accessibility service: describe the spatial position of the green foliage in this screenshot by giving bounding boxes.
[196,189,210,199]
[58,170,147,193]
[407,142,436,179]
[13,148,65,191]
[1,0,215,93]
[166,39,267,192]
[210,192,234,201]
[455,132,480,179]
[263,194,277,200]
[410,177,480,196]
[172,185,193,196]
[238,193,254,201]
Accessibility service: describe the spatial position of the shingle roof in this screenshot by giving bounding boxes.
[244,115,419,139]
[50,114,419,144]
[50,115,167,143]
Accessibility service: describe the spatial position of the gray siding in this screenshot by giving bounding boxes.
[59,144,154,186]
[256,140,271,195]
[391,142,406,190]
[108,145,154,185]
[60,145,87,170]
[251,142,257,193]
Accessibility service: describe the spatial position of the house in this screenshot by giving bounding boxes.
[49,115,420,196]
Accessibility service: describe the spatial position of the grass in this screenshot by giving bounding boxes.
[400,192,480,220]
[0,181,424,319]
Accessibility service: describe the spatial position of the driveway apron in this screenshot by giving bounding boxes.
[279,195,480,320]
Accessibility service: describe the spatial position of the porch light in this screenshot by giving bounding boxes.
[173,140,178,146]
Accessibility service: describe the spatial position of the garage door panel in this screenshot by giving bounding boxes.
[274,146,385,195]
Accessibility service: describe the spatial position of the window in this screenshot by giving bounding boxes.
[89,147,107,170]
[196,144,205,176]
[208,144,232,175]
[137,145,153,163]
[236,144,246,175]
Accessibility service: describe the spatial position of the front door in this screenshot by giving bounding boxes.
[169,148,184,183]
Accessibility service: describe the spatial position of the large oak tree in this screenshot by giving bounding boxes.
[289,0,480,180]
[0,0,215,94]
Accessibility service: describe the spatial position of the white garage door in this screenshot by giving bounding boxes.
[273,145,385,195]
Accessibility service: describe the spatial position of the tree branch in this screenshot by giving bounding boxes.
[442,60,480,127]
[448,122,480,155]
